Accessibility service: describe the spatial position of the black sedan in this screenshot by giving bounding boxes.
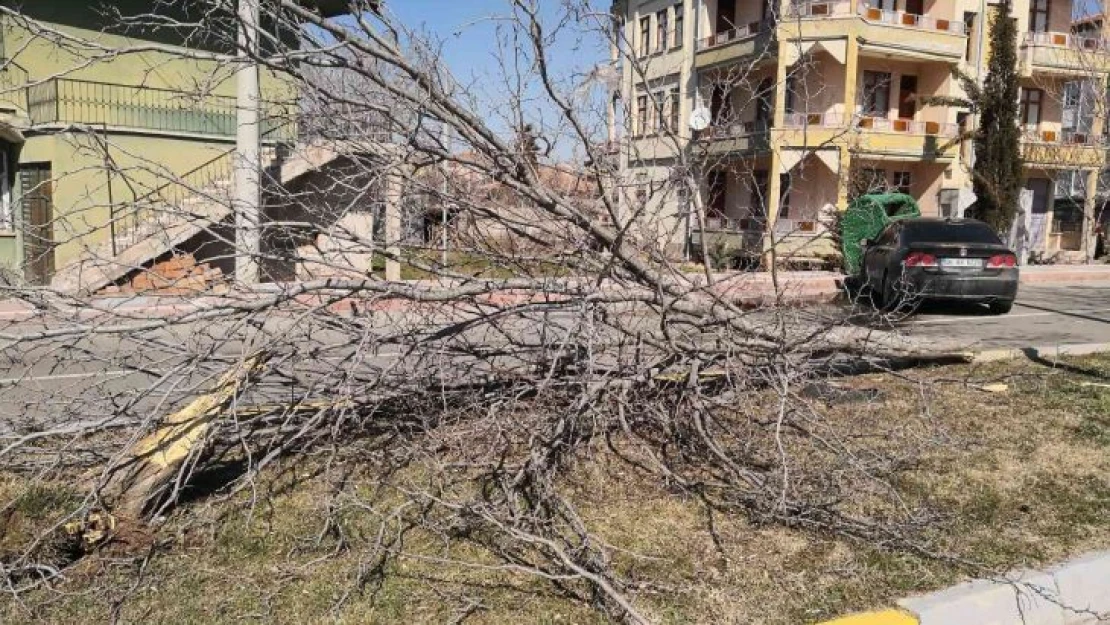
[859,218,1019,314]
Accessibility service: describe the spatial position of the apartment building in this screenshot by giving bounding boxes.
[0,0,349,285]
[613,0,1110,262]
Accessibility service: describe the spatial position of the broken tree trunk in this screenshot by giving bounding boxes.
[98,352,269,520]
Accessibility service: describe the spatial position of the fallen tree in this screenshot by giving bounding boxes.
[0,1,993,622]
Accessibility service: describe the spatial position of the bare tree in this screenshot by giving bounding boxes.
[0,1,989,622]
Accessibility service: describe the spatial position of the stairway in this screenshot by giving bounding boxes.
[50,139,385,295]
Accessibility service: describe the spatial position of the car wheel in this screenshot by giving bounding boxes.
[881,272,900,311]
[988,300,1013,315]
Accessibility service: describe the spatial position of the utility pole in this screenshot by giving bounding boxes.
[441,124,451,266]
[235,0,261,285]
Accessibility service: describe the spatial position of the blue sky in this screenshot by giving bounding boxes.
[386,0,602,89]
[381,0,612,157]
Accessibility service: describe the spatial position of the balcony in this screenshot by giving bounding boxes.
[855,4,964,35]
[25,78,294,140]
[774,112,959,158]
[783,0,855,19]
[1021,128,1107,168]
[689,216,834,262]
[694,20,775,69]
[853,116,960,159]
[1021,32,1110,76]
[778,1,966,61]
[700,120,772,155]
[856,116,958,136]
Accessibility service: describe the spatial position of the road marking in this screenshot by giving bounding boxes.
[911,307,1110,325]
[0,369,151,386]
[0,353,416,386]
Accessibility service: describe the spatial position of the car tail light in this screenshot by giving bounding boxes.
[904,252,938,267]
[987,254,1017,268]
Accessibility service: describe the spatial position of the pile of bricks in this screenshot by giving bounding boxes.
[99,254,226,296]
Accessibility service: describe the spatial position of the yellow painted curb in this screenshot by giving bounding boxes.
[816,609,918,625]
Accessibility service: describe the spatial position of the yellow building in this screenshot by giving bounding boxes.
[613,0,1110,263]
[0,0,348,284]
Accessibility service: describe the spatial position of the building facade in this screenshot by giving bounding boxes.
[612,0,1110,263]
[0,0,355,285]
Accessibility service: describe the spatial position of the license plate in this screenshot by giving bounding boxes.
[940,257,983,268]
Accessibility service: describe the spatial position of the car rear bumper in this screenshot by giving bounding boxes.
[902,268,1019,302]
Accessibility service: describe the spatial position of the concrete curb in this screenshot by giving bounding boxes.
[815,550,1110,625]
[971,342,1110,363]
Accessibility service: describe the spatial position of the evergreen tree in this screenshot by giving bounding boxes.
[919,0,1023,231]
[974,0,1023,231]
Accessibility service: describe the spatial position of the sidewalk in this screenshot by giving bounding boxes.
[2,264,1109,322]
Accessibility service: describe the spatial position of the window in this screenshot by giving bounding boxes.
[898,75,917,119]
[902,221,1004,245]
[639,16,651,56]
[669,90,681,131]
[716,0,735,35]
[673,4,684,49]
[710,82,732,125]
[779,173,792,218]
[19,163,56,285]
[756,78,774,125]
[656,10,668,52]
[751,170,769,218]
[862,71,891,117]
[784,74,798,114]
[636,94,649,135]
[964,12,977,61]
[655,93,667,133]
[1030,0,1049,33]
[854,167,887,198]
[1020,88,1043,127]
[0,154,10,230]
[708,169,727,219]
[676,181,690,213]
[1064,82,1081,108]
[938,188,960,218]
[893,171,912,195]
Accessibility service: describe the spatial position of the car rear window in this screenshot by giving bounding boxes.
[902,222,1002,245]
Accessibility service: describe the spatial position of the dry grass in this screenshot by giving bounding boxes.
[2,355,1109,624]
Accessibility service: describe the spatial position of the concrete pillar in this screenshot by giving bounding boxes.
[383,171,402,281]
[1086,96,1107,264]
[843,38,859,128]
[835,145,853,210]
[1083,168,1099,263]
[234,0,261,285]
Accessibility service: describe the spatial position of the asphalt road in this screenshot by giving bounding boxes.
[2,281,1109,436]
[890,282,1110,351]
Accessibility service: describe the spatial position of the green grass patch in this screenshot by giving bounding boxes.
[2,355,1110,623]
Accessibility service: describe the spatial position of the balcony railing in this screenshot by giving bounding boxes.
[705,119,769,139]
[1024,31,1106,51]
[856,3,966,34]
[25,78,294,140]
[1022,127,1105,146]
[783,112,845,127]
[702,215,822,236]
[703,215,766,231]
[696,21,772,51]
[784,0,854,18]
[773,218,823,235]
[857,116,959,136]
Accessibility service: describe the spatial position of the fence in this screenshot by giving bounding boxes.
[26,77,293,140]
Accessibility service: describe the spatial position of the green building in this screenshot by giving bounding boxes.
[0,0,349,285]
